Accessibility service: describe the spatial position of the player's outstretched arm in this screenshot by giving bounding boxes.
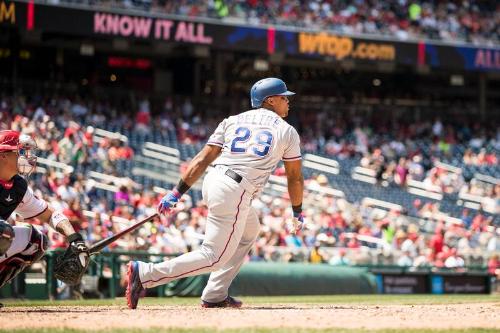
[182,144,222,187]
[284,160,305,233]
[37,206,79,238]
[158,144,222,215]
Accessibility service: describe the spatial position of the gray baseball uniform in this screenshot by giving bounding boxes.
[138,108,301,302]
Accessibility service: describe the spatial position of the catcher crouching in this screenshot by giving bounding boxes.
[0,130,89,295]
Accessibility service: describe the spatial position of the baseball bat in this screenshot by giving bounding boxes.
[89,213,159,255]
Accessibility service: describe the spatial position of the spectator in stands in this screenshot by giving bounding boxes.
[394,157,409,186]
[285,231,303,248]
[444,248,465,268]
[412,249,433,267]
[115,185,131,206]
[56,175,79,202]
[460,208,473,229]
[309,243,325,264]
[397,251,413,267]
[249,245,266,262]
[328,248,350,266]
[457,230,474,253]
[400,231,418,257]
[433,252,446,268]
[430,228,445,255]
[57,130,77,165]
[380,220,396,245]
[409,199,422,217]
[488,254,499,275]
[135,99,151,133]
[408,155,425,182]
[487,229,499,252]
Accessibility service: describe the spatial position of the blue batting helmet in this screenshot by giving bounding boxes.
[250,78,295,108]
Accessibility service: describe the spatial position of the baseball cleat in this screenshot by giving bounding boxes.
[126,261,144,309]
[201,296,243,308]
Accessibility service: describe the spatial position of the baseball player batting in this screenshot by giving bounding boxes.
[126,77,305,309]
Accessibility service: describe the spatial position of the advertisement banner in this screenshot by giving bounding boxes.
[4,1,500,71]
[0,1,17,26]
[379,272,491,294]
[9,1,417,65]
[378,274,428,294]
[425,44,500,72]
[441,275,491,294]
[294,31,415,64]
[11,2,267,52]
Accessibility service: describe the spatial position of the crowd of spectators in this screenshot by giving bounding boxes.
[1,93,498,275]
[49,0,500,45]
[463,148,498,166]
[460,179,499,215]
[303,113,499,196]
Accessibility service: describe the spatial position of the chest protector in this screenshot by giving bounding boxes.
[0,175,27,220]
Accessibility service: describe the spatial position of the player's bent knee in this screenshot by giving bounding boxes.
[20,225,48,263]
[211,259,229,271]
[199,243,231,270]
[0,225,48,288]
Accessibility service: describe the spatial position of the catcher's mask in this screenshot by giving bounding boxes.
[0,130,38,177]
[18,134,38,177]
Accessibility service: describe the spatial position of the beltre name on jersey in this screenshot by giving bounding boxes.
[208,108,301,193]
[236,112,282,128]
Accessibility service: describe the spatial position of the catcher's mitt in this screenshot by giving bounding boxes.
[54,233,90,286]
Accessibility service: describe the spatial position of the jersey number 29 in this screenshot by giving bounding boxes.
[230,127,273,157]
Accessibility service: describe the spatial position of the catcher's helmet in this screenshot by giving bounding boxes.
[0,130,20,152]
[0,130,38,177]
[250,78,295,108]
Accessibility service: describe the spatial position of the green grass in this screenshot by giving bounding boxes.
[2,294,499,307]
[0,328,498,333]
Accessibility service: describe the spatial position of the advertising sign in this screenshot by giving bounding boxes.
[11,2,417,65]
[298,32,395,61]
[441,275,490,294]
[426,44,500,72]
[0,1,16,25]
[5,1,500,71]
[378,274,428,294]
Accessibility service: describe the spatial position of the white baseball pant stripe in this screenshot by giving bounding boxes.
[138,167,256,289]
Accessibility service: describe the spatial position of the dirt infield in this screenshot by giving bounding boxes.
[1,302,499,330]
